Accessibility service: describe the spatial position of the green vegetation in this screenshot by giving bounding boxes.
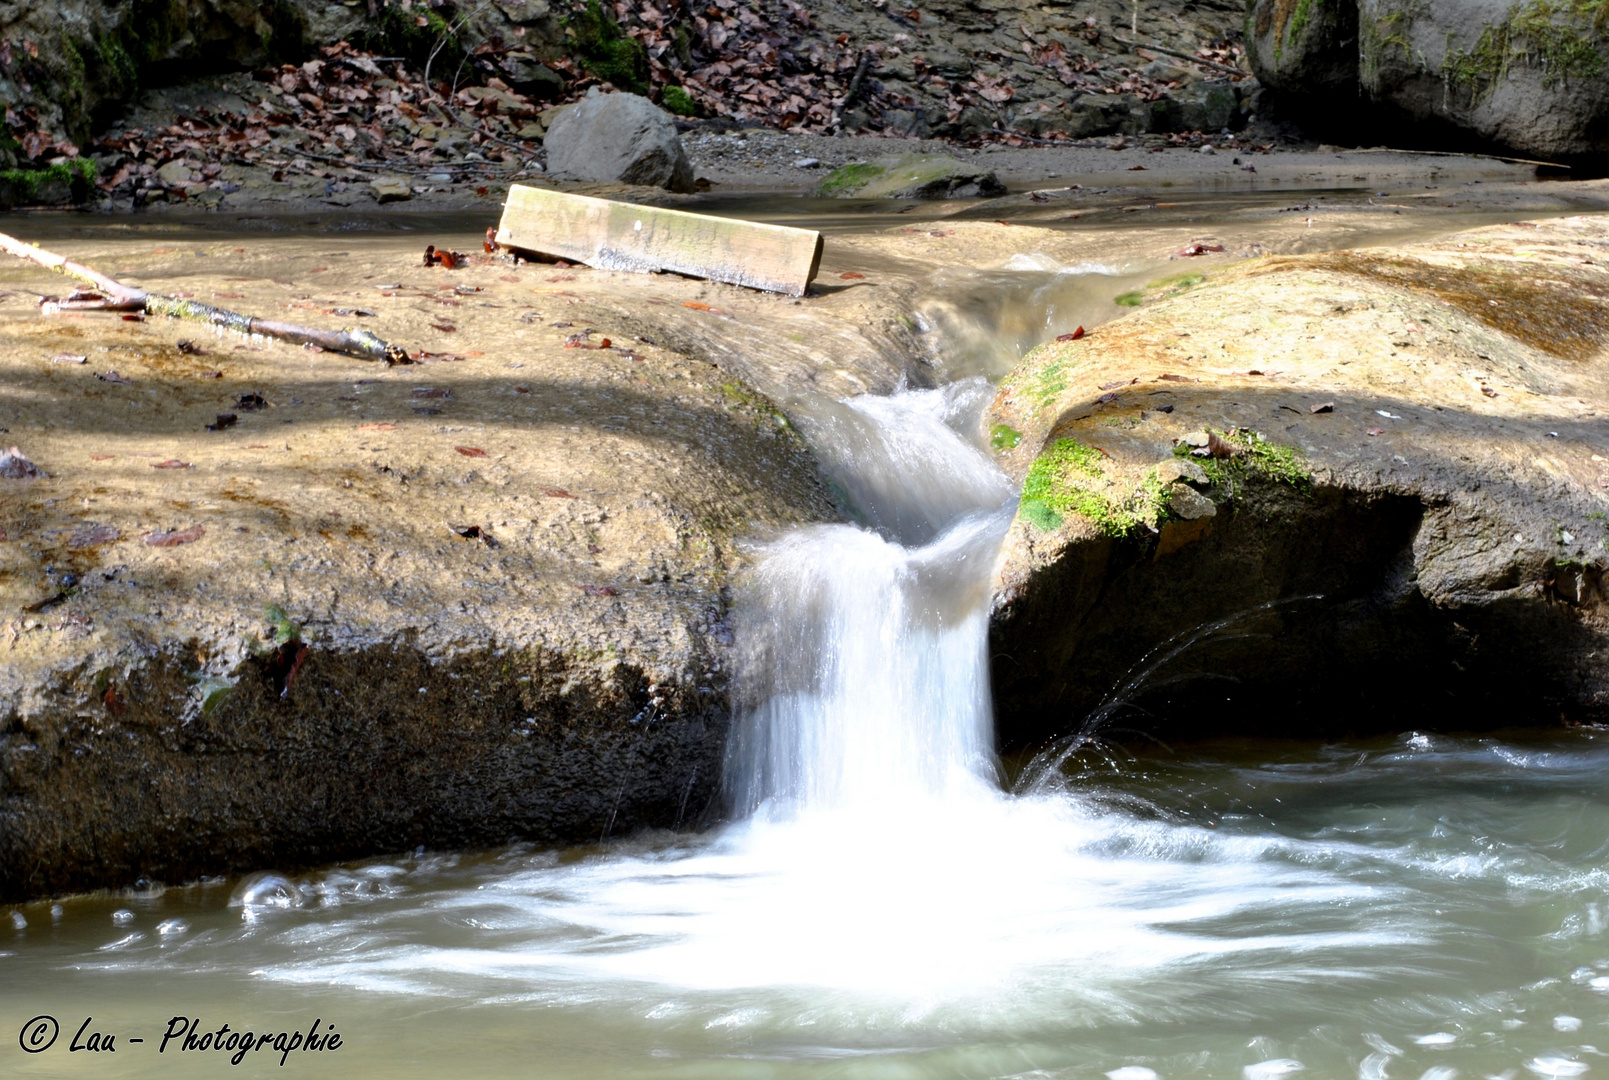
[0,159,96,203]
[1173,428,1312,492]
[1442,0,1606,94]
[1019,439,1171,537]
[358,3,463,77]
[1114,271,1207,309]
[265,604,303,646]
[661,85,697,116]
[990,424,1022,451]
[817,161,885,196]
[565,0,650,96]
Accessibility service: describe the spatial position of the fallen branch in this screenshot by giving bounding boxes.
[0,230,411,364]
[1109,36,1247,77]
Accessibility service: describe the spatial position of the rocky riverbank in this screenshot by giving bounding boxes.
[985,213,1609,748]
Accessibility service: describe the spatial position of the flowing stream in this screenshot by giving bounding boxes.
[5,204,1609,1079]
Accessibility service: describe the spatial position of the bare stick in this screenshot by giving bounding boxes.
[0,230,411,364]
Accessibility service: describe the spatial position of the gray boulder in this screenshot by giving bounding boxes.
[544,92,697,193]
[1246,0,1360,99]
[1357,0,1609,161]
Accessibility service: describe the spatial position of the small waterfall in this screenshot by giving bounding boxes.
[724,379,1015,818]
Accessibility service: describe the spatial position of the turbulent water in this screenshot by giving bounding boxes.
[5,223,1609,1079]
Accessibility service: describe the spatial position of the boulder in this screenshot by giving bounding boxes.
[544,92,697,192]
[1246,0,1360,99]
[1357,0,1609,162]
[817,153,1005,199]
[985,216,1609,748]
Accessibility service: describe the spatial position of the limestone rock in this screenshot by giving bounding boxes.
[817,153,1005,199]
[544,92,697,193]
[370,177,413,203]
[1156,458,1210,487]
[986,216,1609,747]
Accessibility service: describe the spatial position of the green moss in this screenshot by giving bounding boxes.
[1443,0,1606,95]
[1115,271,1207,309]
[1287,0,1321,42]
[565,0,650,96]
[817,161,886,196]
[1174,428,1312,492]
[264,604,302,646]
[357,3,463,75]
[990,423,1022,451]
[0,160,96,203]
[662,85,697,116]
[1019,439,1170,537]
[1025,358,1069,407]
[95,34,138,97]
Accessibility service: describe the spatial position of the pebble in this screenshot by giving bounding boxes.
[1155,458,1209,486]
[794,158,820,168]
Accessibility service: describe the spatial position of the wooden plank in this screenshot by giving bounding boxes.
[495,185,824,297]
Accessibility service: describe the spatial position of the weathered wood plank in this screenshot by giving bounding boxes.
[495,185,824,297]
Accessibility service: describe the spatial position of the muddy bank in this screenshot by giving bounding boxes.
[985,214,1609,749]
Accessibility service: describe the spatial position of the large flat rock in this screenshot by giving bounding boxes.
[986,216,1609,747]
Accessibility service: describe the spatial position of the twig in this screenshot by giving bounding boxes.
[1109,35,1247,76]
[830,51,874,130]
[0,231,411,364]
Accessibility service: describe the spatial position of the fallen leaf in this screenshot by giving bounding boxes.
[455,445,488,457]
[1100,378,1136,390]
[357,422,398,431]
[1481,387,1499,398]
[90,454,114,461]
[1055,326,1086,342]
[97,370,132,383]
[102,687,126,715]
[1206,431,1237,458]
[432,322,457,332]
[580,584,618,597]
[121,314,144,322]
[152,459,192,469]
[50,352,87,364]
[541,486,577,499]
[1127,164,1148,171]
[1176,242,1225,257]
[235,392,268,411]
[1309,401,1335,414]
[206,413,238,431]
[412,387,452,399]
[143,525,204,546]
[839,271,866,280]
[1367,427,1385,436]
[176,340,203,354]
[67,523,119,548]
[212,292,243,299]
[1157,373,1198,383]
[198,371,223,379]
[682,301,712,311]
[514,386,531,394]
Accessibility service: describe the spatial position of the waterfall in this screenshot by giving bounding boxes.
[723,378,1015,818]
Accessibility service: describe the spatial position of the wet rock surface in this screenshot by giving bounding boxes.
[986,215,1609,749]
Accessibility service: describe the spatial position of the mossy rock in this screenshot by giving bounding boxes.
[816,153,1005,199]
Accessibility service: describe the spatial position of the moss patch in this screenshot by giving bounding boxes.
[817,161,886,196]
[0,160,96,204]
[661,85,697,116]
[1443,0,1607,94]
[565,0,650,96]
[1020,439,1171,537]
[1114,271,1208,309]
[1176,428,1313,492]
[990,423,1022,451]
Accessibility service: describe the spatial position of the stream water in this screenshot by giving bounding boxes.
[5,194,1609,1079]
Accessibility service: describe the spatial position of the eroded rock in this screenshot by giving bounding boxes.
[986,216,1609,747]
[818,154,1005,199]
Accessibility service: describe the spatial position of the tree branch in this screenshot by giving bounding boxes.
[0,230,412,364]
